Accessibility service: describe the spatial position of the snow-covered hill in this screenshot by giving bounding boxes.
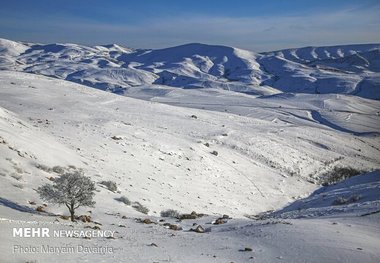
[1,38,379,99]
[0,70,379,263]
[0,37,380,262]
[3,70,378,218]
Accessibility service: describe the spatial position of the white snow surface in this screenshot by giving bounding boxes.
[0,38,379,262]
[1,38,379,99]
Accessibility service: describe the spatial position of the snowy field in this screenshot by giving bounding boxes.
[0,38,379,262]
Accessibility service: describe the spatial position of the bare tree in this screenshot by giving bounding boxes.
[37,169,96,221]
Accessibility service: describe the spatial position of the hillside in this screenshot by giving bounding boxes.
[3,70,379,217]
[0,70,379,263]
[1,38,379,99]
[0,38,380,262]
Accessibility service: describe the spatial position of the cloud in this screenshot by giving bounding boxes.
[1,5,379,51]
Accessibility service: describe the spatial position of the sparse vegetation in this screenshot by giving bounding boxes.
[160,209,180,218]
[132,202,149,214]
[34,163,52,172]
[13,183,24,189]
[99,180,118,192]
[10,173,22,180]
[116,196,131,205]
[332,197,348,205]
[52,165,65,174]
[13,165,23,174]
[35,164,78,175]
[179,211,205,220]
[332,194,361,206]
[321,167,364,186]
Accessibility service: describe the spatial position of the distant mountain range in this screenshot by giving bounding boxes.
[1,38,379,99]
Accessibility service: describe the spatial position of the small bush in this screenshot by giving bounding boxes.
[13,165,23,174]
[132,202,149,214]
[179,211,204,220]
[10,173,22,181]
[100,180,118,192]
[35,164,78,175]
[350,194,361,202]
[332,197,349,205]
[160,209,180,218]
[52,166,65,174]
[332,194,361,206]
[13,183,24,189]
[321,167,363,186]
[116,196,131,205]
[35,163,52,172]
[211,150,218,156]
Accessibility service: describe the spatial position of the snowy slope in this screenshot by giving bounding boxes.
[272,170,380,219]
[1,109,379,263]
[0,71,379,263]
[258,45,380,98]
[1,38,379,99]
[0,38,29,70]
[0,37,380,262]
[126,86,380,135]
[1,70,379,216]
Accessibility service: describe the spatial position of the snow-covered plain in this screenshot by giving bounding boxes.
[0,38,380,262]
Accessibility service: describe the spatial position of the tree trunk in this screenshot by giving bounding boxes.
[70,203,75,222]
[70,210,75,222]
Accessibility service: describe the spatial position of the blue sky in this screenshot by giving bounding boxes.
[1,0,379,51]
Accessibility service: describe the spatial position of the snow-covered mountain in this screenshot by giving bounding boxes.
[1,38,379,99]
[0,38,380,262]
